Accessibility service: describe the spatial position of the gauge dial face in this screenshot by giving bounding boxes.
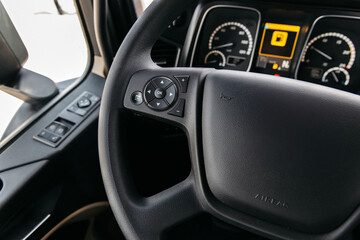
[204,50,226,68]
[192,7,259,71]
[204,22,254,69]
[322,67,350,86]
[297,32,356,88]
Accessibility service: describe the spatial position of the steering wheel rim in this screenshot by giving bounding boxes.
[99,1,201,239]
[99,1,360,239]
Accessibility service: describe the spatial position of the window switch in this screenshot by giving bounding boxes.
[46,123,58,132]
[37,131,60,143]
[38,130,51,139]
[55,124,68,136]
[48,134,61,143]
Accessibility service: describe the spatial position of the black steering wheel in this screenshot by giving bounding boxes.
[98,0,360,239]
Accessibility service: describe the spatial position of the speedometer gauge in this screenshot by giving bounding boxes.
[297,31,356,89]
[296,16,360,92]
[191,7,260,71]
[205,22,253,69]
[301,32,356,70]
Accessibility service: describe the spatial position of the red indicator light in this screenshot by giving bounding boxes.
[274,74,280,77]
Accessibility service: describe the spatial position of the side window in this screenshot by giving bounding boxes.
[132,0,153,16]
[0,0,87,142]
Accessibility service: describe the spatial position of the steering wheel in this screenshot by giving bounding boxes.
[98,0,360,239]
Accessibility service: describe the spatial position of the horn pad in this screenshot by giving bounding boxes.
[202,70,360,233]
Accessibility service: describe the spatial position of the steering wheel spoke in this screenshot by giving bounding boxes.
[125,177,202,240]
[123,68,212,129]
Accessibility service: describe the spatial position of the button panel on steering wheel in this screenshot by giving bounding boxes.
[144,77,178,111]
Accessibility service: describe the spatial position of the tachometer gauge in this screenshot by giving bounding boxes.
[204,22,253,69]
[297,32,356,88]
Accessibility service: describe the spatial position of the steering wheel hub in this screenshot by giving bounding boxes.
[203,70,360,233]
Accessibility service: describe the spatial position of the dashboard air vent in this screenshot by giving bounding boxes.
[151,39,180,67]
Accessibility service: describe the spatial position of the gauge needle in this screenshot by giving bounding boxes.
[331,71,339,83]
[213,42,234,50]
[311,46,333,61]
[206,60,218,64]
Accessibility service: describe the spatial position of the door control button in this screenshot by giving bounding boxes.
[34,91,100,148]
[148,99,168,110]
[168,99,185,117]
[90,95,100,103]
[164,84,177,105]
[77,97,91,108]
[174,75,189,93]
[67,105,78,113]
[83,93,93,99]
[75,108,87,116]
[46,123,58,132]
[38,130,51,139]
[48,134,61,143]
[55,125,68,136]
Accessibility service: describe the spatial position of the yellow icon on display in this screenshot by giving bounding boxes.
[259,23,300,59]
[272,63,279,69]
[271,31,288,47]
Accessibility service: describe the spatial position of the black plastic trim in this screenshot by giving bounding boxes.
[0,0,95,151]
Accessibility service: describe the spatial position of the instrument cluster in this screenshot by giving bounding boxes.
[190,5,360,93]
[191,7,260,71]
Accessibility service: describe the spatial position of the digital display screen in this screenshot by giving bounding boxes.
[259,23,300,59]
[256,23,300,73]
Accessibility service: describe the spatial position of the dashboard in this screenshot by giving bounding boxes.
[188,2,360,93]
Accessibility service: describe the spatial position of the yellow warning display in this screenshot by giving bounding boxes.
[271,31,288,47]
[259,23,300,59]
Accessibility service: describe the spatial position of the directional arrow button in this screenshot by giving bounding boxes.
[164,84,177,105]
[148,99,168,110]
[144,82,156,102]
[153,77,172,88]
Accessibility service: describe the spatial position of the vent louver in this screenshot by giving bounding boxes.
[151,39,179,67]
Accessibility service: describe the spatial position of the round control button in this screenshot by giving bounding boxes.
[144,77,179,111]
[131,91,143,105]
[77,98,91,108]
[154,88,166,99]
